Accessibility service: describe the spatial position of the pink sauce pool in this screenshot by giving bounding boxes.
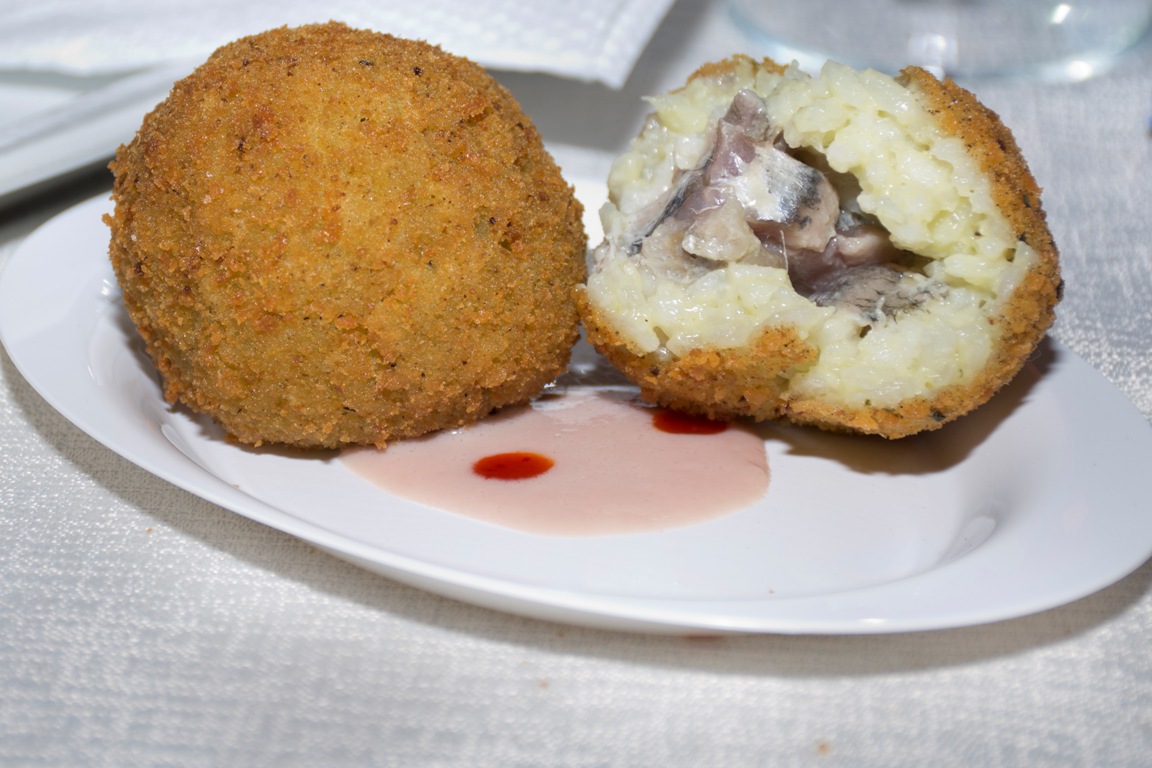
[341,388,770,536]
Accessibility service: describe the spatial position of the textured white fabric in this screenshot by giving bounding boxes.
[0,0,676,88]
[2,1,1152,766]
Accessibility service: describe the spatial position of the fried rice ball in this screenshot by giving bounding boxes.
[578,56,1060,439]
[106,22,586,449]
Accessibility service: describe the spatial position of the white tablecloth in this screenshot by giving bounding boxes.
[2,2,1151,765]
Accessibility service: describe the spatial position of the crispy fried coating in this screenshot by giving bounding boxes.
[578,57,1060,439]
[107,22,586,448]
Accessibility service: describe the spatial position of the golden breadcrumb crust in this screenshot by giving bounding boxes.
[107,22,586,448]
[578,58,1061,439]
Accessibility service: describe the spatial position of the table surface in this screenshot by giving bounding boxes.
[3,2,1151,766]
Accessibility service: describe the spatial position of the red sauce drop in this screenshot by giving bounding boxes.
[473,451,555,480]
[652,409,729,435]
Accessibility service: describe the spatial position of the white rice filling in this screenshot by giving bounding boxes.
[587,60,1034,408]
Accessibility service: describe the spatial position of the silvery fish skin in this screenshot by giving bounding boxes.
[626,88,936,316]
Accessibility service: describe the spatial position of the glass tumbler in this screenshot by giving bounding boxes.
[728,0,1152,81]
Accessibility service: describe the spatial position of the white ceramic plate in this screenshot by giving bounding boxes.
[4,182,1152,635]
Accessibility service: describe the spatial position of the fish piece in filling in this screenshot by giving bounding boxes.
[577,56,1061,439]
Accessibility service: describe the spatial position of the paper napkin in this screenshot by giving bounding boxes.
[0,0,677,88]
